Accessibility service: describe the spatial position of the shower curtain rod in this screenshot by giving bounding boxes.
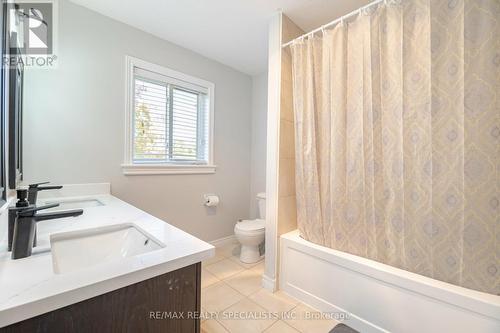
[282,0,385,48]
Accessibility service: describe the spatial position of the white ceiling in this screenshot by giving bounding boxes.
[69,0,372,75]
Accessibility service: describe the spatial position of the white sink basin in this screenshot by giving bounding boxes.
[50,224,164,274]
[43,198,104,211]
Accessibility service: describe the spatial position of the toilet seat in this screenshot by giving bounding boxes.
[235,219,265,234]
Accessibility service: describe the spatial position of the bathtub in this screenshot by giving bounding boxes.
[280,230,500,333]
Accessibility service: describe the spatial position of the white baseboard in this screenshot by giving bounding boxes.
[261,274,277,292]
[210,234,237,248]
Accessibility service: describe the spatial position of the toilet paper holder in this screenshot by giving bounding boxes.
[203,194,219,207]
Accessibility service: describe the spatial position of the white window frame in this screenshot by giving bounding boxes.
[122,56,216,175]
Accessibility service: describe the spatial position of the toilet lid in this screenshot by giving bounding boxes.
[236,219,265,232]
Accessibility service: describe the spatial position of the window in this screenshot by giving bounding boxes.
[122,56,215,175]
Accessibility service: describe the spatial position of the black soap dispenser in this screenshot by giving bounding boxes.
[7,189,31,251]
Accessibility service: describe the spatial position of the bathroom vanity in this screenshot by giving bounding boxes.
[0,184,214,332]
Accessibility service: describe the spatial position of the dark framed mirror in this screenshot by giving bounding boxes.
[7,42,23,189]
[0,1,7,202]
[3,1,23,190]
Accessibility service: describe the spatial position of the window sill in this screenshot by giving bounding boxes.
[121,163,216,175]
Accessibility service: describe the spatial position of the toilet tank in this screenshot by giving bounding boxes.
[257,192,266,219]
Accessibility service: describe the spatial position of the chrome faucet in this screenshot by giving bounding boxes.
[11,200,83,260]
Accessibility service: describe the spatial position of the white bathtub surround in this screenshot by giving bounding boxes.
[280,230,500,333]
[0,184,214,328]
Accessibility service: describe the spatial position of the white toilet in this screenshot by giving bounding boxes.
[234,192,266,263]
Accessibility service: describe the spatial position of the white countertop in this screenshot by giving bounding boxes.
[0,184,214,327]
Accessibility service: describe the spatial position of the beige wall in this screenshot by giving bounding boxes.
[23,0,253,242]
[249,73,268,218]
[277,16,303,236]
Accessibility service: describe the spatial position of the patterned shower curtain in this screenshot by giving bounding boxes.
[290,0,499,294]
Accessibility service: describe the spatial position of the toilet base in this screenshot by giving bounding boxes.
[239,245,261,263]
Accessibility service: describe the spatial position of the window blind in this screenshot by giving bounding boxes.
[133,69,209,164]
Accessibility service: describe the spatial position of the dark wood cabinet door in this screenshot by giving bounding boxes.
[1,263,201,333]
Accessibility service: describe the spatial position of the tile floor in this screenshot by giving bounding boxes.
[201,242,341,333]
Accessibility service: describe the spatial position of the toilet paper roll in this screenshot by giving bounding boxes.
[204,194,219,207]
